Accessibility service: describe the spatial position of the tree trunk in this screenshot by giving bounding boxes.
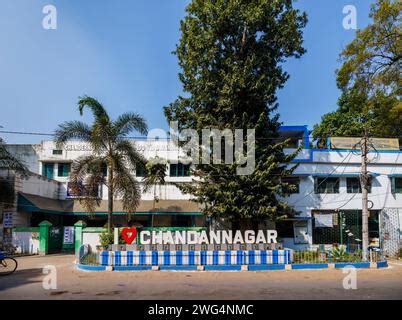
[107,162,114,233]
[151,184,156,228]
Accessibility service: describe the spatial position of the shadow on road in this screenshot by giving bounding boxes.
[0,268,43,292]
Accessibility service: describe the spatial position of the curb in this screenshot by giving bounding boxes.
[376,261,388,268]
[159,265,198,271]
[113,266,152,271]
[204,265,242,271]
[77,265,107,271]
[248,264,285,271]
[291,263,328,270]
[334,262,370,269]
[76,261,388,271]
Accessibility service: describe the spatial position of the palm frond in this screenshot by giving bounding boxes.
[69,155,104,186]
[114,112,148,136]
[78,95,109,121]
[54,121,92,147]
[69,155,106,214]
[115,140,146,167]
[91,117,111,153]
[142,158,167,192]
[0,140,29,175]
[113,158,141,213]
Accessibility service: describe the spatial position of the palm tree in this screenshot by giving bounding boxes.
[0,137,28,173]
[54,96,148,232]
[142,157,167,227]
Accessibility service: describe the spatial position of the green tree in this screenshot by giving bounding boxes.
[142,157,167,227]
[54,96,148,231]
[313,0,401,144]
[164,0,307,228]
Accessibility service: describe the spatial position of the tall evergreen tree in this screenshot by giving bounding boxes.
[164,0,307,227]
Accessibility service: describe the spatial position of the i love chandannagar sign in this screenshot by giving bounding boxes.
[120,228,277,245]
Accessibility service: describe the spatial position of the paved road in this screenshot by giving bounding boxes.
[0,254,401,299]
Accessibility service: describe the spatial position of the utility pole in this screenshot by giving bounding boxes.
[360,128,369,261]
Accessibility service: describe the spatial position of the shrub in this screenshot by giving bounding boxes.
[330,245,347,261]
[99,231,125,247]
[99,232,114,247]
[293,250,320,263]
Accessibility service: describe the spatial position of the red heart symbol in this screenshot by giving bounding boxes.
[122,227,137,245]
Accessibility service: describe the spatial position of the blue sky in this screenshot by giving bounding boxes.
[0,0,373,143]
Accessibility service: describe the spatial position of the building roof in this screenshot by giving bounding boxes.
[17,192,203,215]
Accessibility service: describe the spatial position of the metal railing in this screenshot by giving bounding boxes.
[80,252,98,265]
[77,244,385,267]
[293,248,383,264]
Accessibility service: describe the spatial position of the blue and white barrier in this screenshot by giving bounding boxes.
[99,249,293,266]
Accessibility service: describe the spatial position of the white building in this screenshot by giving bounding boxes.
[1,126,401,255]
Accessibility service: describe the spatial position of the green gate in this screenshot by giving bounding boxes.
[48,226,63,254]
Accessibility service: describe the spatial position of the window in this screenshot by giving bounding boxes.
[282,177,300,194]
[58,163,71,177]
[169,163,190,177]
[52,149,63,155]
[314,177,339,194]
[136,162,147,177]
[172,215,193,227]
[42,163,54,179]
[391,177,402,193]
[347,177,371,193]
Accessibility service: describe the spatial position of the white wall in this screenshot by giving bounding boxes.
[16,173,61,199]
[4,144,40,173]
[12,231,39,254]
[82,232,101,252]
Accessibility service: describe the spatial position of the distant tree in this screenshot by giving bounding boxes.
[164,0,307,227]
[313,0,401,145]
[54,96,148,231]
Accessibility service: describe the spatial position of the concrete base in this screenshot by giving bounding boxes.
[204,265,242,271]
[77,261,388,272]
[292,263,328,270]
[159,265,198,271]
[248,265,285,271]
